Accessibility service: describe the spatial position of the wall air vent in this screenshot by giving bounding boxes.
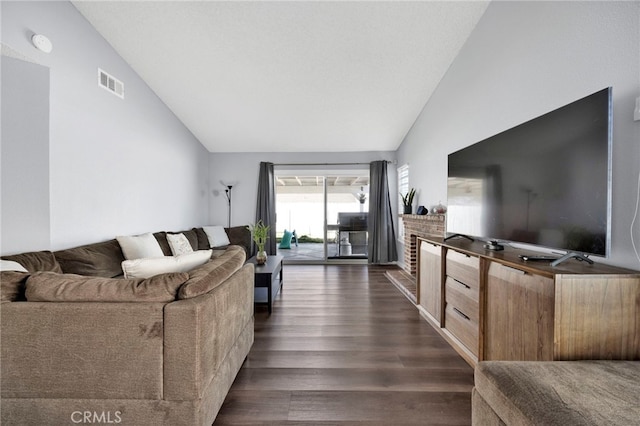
[98,68,124,99]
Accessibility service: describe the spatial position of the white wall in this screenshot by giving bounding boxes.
[1,57,51,254]
[397,1,640,269]
[208,151,397,228]
[1,1,209,253]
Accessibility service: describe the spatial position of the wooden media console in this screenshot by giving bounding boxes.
[417,236,640,367]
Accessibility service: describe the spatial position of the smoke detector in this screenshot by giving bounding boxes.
[31,34,52,53]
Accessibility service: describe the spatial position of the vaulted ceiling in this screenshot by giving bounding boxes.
[72,1,489,153]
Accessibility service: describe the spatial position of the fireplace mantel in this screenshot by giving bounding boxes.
[401,214,445,276]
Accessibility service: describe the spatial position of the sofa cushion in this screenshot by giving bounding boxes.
[25,271,189,302]
[178,245,246,299]
[1,251,62,273]
[155,230,199,256]
[116,232,164,260]
[167,233,194,256]
[203,226,231,248]
[54,239,125,278]
[121,250,212,279]
[1,271,30,301]
[474,360,640,426]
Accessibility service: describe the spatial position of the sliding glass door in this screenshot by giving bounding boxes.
[275,174,326,261]
[326,176,369,260]
[275,168,369,263]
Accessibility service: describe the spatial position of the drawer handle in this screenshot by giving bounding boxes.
[454,279,470,289]
[453,307,470,321]
[500,264,527,275]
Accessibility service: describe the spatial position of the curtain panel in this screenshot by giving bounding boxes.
[255,162,277,255]
[368,160,398,264]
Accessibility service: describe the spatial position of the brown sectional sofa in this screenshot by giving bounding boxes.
[1,226,254,425]
[472,360,640,425]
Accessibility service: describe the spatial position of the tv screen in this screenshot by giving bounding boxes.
[447,87,612,257]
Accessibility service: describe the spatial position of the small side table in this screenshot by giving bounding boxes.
[247,255,283,314]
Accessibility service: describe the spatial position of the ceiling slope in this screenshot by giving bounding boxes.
[72,1,489,153]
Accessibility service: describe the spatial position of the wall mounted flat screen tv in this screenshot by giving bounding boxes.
[447,87,612,257]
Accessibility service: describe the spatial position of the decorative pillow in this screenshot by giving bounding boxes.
[0,260,28,273]
[279,229,293,249]
[1,251,62,273]
[166,233,194,256]
[178,246,246,299]
[121,250,212,279]
[193,227,211,250]
[116,233,164,260]
[155,230,199,256]
[25,271,188,303]
[225,226,252,256]
[202,226,231,248]
[1,271,30,301]
[153,232,173,256]
[177,229,199,251]
[54,239,125,278]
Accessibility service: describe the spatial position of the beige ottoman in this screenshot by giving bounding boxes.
[472,360,640,425]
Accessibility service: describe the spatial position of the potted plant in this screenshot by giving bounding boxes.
[247,220,270,264]
[401,188,416,214]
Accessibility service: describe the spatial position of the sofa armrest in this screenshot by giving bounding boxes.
[1,301,165,399]
[163,263,254,400]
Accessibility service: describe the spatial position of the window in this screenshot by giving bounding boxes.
[397,164,409,239]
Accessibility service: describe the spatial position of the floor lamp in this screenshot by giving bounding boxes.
[224,185,233,228]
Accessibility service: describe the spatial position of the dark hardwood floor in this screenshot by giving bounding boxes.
[215,265,474,425]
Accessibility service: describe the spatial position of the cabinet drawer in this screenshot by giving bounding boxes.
[445,277,479,323]
[419,241,442,323]
[446,250,479,289]
[485,261,554,361]
[421,241,441,257]
[445,303,479,356]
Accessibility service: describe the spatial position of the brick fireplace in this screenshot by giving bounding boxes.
[401,214,446,276]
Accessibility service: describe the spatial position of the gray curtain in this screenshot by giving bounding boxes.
[256,162,277,255]
[368,160,398,263]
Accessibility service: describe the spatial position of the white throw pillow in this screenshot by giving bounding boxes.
[167,233,194,256]
[0,260,28,273]
[116,232,164,260]
[121,249,212,279]
[202,226,231,248]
